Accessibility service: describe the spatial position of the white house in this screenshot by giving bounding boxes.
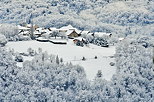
[60,25,75,31]
[65,30,80,38]
[18,25,30,36]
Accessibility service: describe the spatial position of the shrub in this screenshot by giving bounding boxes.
[82,57,86,61]
[110,62,115,66]
[0,34,7,47]
[15,55,23,62]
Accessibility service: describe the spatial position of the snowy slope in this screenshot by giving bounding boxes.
[0,0,154,34]
[6,40,116,81]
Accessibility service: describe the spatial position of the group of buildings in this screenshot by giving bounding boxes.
[18,24,112,44]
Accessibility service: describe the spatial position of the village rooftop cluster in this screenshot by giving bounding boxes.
[18,24,113,47]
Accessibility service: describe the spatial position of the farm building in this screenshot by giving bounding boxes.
[26,24,39,30]
[36,28,43,32]
[60,25,75,31]
[18,25,30,36]
[48,27,58,31]
[36,37,49,42]
[33,31,42,37]
[18,31,30,36]
[73,37,87,47]
[18,25,30,31]
[60,25,82,33]
[49,37,67,44]
[36,28,52,35]
[49,39,67,44]
[66,30,81,38]
[73,37,86,44]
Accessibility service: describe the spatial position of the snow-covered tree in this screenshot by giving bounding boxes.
[0,24,18,41]
[0,34,7,47]
[56,55,60,64]
[112,38,154,101]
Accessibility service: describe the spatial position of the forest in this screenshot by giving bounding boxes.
[0,0,154,101]
[0,0,154,36]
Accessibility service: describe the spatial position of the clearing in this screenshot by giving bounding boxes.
[6,40,116,81]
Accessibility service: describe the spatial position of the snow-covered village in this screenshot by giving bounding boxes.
[0,0,154,101]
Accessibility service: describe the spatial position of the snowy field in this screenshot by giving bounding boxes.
[6,40,116,81]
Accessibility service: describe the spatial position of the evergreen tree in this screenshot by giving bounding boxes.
[96,70,102,78]
[60,58,63,63]
[56,55,60,64]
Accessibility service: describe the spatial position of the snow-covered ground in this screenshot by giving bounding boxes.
[6,40,116,81]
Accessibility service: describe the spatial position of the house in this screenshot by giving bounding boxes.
[33,31,42,37]
[18,25,30,36]
[60,25,82,33]
[48,27,59,32]
[73,37,86,43]
[73,37,87,47]
[60,25,75,32]
[18,25,30,31]
[49,39,67,44]
[26,24,39,30]
[47,25,82,39]
[18,31,30,36]
[36,37,49,42]
[66,30,80,39]
[36,28,51,35]
[36,28,43,32]
[60,25,82,38]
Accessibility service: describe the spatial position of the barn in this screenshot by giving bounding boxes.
[66,30,81,39]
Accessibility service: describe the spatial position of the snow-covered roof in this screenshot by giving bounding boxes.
[36,37,48,41]
[36,27,43,31]
[65,30,74,36]
[94,32,112,37]
[75,29,82,34]
[26,24,37,28]
[74,37,86,41]
[88,33,94,35]
[45,30,52,35]
[49,27,58,31]
[36,28,49,33]
[49,39,67,43]
[119,37,125,41]
[18,25,30,30]
[60,25,75,30]
[38,29,51,34]
[34,31,41,35]
[65,29,81,36]
[19,31,30,35]
[81,31,90,35]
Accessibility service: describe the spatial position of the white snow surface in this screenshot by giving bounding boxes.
[6,40,116,81]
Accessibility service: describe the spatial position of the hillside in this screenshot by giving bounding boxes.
[0,0,154,35]
[0,0,154,101]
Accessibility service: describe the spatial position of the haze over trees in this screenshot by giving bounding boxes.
[0,0,154,101]
[0,0,154,36]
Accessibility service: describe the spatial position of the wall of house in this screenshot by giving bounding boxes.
[68,31,79,37]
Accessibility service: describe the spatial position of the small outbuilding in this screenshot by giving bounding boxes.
[36,37,49,42]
